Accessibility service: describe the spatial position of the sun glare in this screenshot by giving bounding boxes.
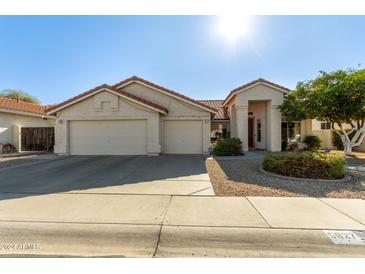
[217,15,251,42]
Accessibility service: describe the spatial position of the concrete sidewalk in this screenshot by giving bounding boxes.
[0,193,364,257]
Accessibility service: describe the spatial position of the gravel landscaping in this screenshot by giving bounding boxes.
[206,158,365,199]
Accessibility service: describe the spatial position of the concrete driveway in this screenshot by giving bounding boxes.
[0,155,214,196]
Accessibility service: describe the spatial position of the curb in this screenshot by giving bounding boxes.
[258,167,352,183]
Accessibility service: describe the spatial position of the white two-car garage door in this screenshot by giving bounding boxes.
[164,120,203,154]
[70,120,147,155]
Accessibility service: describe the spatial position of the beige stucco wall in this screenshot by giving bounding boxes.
[0,111,55,151]
[228,84,284,152]
[300,119,334,149]
[122,83,211,153]
[54,90,161,155]
[313,130,334,149]
[300,119,313,141]
[308,119,333,148]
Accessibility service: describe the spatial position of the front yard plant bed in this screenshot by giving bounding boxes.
[206,158,365,198]
[263,152,344,180]
[259,167,351,183]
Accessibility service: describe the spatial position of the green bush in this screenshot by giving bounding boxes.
[304,135,322,151]
[263,152,345,179]
[332,130,356,150]
[212,138,243,156]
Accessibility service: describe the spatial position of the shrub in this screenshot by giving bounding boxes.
[263,152,345,179]
[1,143,17,154]
[304,135,322,151]
[212,138,243,156]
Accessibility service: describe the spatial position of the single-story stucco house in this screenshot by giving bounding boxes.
[0,97,56,152]
[45,76,365,155]
[44,76,294,155]
[2,76,364,155]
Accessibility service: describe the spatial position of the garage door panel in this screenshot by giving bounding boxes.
[70,120,147,155]
[164,120,202,154]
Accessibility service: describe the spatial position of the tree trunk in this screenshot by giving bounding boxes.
[333,123,365,156]
[333,127,353,155]
[343,141,352,155]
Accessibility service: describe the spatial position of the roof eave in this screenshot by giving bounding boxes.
[223,81,290,106]
[114,78,218,114]
[46,86,168,115]
[0,107,56,119]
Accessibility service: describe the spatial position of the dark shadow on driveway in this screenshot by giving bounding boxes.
[0,155,207,201]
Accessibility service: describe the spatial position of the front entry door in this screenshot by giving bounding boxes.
[248,117,254,148]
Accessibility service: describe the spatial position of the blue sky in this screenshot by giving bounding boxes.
[0,16,364,105]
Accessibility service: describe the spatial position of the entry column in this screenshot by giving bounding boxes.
[147,115,161,155]
[236,105,249,152]
[266,101,282,152]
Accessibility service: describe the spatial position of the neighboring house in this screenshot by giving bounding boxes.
[298,119,365,152]
[298,119,334,149]
[0,97,56,152]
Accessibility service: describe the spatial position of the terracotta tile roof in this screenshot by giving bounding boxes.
[197,100,229,120]
[113,76,217,113]
[224,78,290,105]
[0,97,47,115]
[46,84,168,114]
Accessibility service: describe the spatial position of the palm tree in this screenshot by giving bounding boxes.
[0,89,40,104]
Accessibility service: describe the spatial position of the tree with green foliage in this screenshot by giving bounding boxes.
[280,68,365,155]
[0,89,40,104]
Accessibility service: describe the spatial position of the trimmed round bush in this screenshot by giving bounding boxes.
[263,152,345,179]
[212,138,243,156]
[304,135,321,151]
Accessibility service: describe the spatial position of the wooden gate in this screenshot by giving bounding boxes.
[21,127,55,152]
